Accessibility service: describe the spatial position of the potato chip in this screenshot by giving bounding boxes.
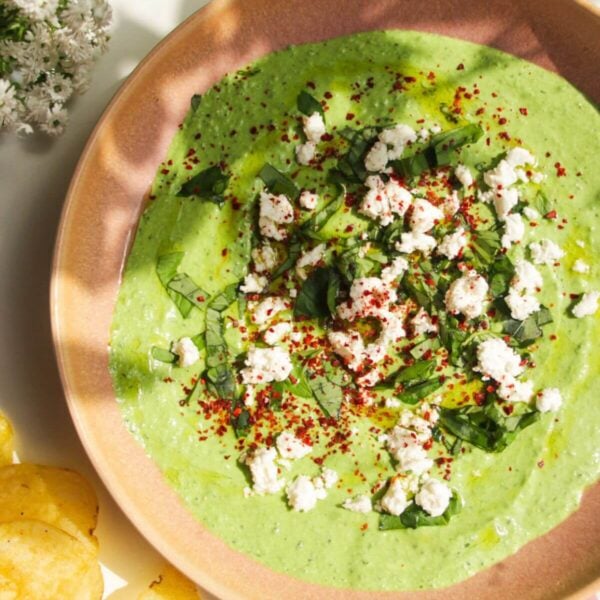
[0,412,13,466]
[138,563,200,599]
[0,520,103,600]
[0,463,99,552]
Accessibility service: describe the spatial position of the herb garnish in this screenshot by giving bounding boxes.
[177,165,230,204]
[259,163,299,199]
[294,267,341,318]
[379,492,462,530]
[297,90,324,118]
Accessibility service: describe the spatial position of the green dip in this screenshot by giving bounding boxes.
[109,31,600,590]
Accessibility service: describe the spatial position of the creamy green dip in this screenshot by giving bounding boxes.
[110,31,600,590]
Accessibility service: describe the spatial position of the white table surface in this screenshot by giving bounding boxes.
[0,1,213,597]
[1,1,599,599]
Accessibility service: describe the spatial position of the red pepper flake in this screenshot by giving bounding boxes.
[498,117,507,125]
[537,460,545,469]
[249,126,258,135]
[476,107,485,116]
[161,168,170,175]
[554,162,567,177]
[360,523,368,532]
[545,210,557,220]
[320,132,334,142]
[324,91,333,99]
[306,81,316,89]
[345,112,355,121]
[456,62,465,70]
[519,107,528,116]
[221,248,228,257]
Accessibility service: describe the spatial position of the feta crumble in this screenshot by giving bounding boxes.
[360,176,413,226]
[299,190,318,210]
[251,296,288,326]
[572,259,590,274]
[505,288,540,321]
[536,388,563,413]
[276,431,312,460]
[529,239,565,265]
[171,337,200,368]
[411,307,437,335]
[246,447,285,495]
[241,346,293,384]
[512,260,543,293]
[252,243,278,272]
[302,112,326,143]
[497,378,534,403]
[286,475,319,512]
[364,140,389,172]
[381,256,409,283]
[415,478,452,517]
[475,338,524,384]
[343,494,373,514]
[445,270,489,319]
[263,322,292,345]
[454,163,473,188]
[240,272,268,294]
[296,243,326,278]
[380,478,410,516]
[409,198,444,233]
[501,213,525,249]
[259,191,294,241]
[396,232,437,255]
[295,142,316,165]
[572,291,600,318]
[437,227,467,260]
[379,124,418,160]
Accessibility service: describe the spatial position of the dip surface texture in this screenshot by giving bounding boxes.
[109,31,600,590]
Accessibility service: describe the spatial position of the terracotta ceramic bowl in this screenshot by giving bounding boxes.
[51,0,600,598]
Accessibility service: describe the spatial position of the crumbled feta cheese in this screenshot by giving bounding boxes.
[396,232,437,255]
[241,346,293,384]
[364,140,389,172]
[530,172,545,184]
[242,385,255,407]
[295,142,316,165]
[475,338,524,383]
[512,260,543,293]
[505,147,536,168]
[251,296,288,326]
[484,160,518,189]
[497,378,534,403]
[342,494,372,514]
[418,127,430,141]
[411,307,437,335]
[572,291,600,318]
[443,189,461,217]
[276,431,312,460]
[259,191,294,241]
[410,198,444,233]
[505,288,540,321]
[328,330,365,371]
[445,270,489,319]
[263,321,292,345]
[523,206,540,221]
[454,164,473,188]
[576,240,586,248]
[381,256,409,283]
[319,468,339,489]
[240,272,268,294]
[536,388,563,413]
[360,176,413,226]
[379,124,417,160]
[286,475,319,512]
[437,227,467,259]
[302,112,326,143]
[246,447,285,495]
[380,478,409,516]
[299,190,318,210]
[356,369,381,388]
[529,239,565,265]
[337,276,397,321]
[415,478,452,517]
[387,429,433,475]
[171,337,200,368]
[252,243,278,273]
[572,259,590,274]
[493,188,519,221]
[295,243,326,278]
[501,213,525,248]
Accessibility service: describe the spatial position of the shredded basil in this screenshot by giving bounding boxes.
[272,359,313,401]
[190,94,202,111]
[259,163,299,199]
[397,377,443,405]
[297,90,324,118]
[209,283,239,312]
[156,252,194,318]
[204,308,236,400]
[468,228,502,271]
[329,126,380,184]
[300,194,343,239]
[271,237,301,279]
[231,405,251,437]
[488,254,514,298]
[294,267,341,318]
[177,165,230,204]
[379,492,462,530]
[502,306,552,346]
[167,273,210,310]
[151,346,177,364]
[307,370,345,419]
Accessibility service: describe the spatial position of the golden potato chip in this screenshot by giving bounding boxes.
[0,520,103,600]
[0,412,13,466]
[0,463,99,552]
[138,563,200,599]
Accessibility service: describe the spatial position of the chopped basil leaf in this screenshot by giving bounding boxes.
[409,336,441,360]
[204,308,235,400]
[439,404,540,453]
[469,228,502,271]
[307,370,344,419]
[190,332,206,351]
[502,306,552,346]
[179,377,202,407]
[151,346,177,364]
[294,267,340,318]
[394,359,436,385]
[379,493,462,530]
[259,163,299,199]
[273,359,313,400]
[397,377,443,405]
[391,148,436,178]
[190,94,202,111]
[231,405,251,437]
[439,102,460,124]
[167,273,210,309]
[489,254,514,298]
[300,194,343,239]
[532,190,551,215]
[209,283,239,312]
[330,127,379,184]
[156,252,194,318]
[297,90,324,118]
[177,165,230,204]
[271,237,301,279]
